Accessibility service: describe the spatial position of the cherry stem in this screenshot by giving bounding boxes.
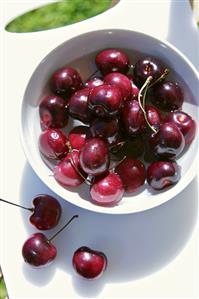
[69,154,92,186]
[66,141,73,152]
[0,198,33,212]
[110,141,126,150]
[138,76,157,134]
[149,68,169,88]
[85,69,99,82]
[49,215,79,242]
[110,155,127,171]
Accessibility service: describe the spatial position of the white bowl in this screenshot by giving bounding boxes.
[20,29,199,214]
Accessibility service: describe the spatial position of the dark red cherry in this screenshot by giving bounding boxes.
[149,122,185,159]
[146,105,162,129]
[104,72,132,101]
[127,74,140,100]
[118,136,145,158]
[164,111,196,145]
[69,88,93,123]
[39,129,69,160]
[73,246,107,279]
[79,138,110,176]
[121,100,146,136]
[89,118,120,146]
[39,95,68,130]
[90,172,124,206]
[68,126,89,150]
[147,161,180,190]
[22,215,78,267]
[133,56,165,86]
[30,195,61,230]
[0,195,62,231]
[88,84,123,118]
[115,158,145,192]
[22,233,57,267]
[54,151,84,187]
[85,77,104,89]
[95,49,129,75]
[151,81,183,111]
[50,67,82,96]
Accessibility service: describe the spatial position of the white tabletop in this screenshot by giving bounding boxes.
[1,0,198,298]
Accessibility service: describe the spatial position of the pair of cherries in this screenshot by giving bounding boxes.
[0,196,107,279]
[38,47,196,205]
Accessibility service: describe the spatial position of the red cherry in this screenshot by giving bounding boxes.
[90,172,124,206]
[147,161,180,190]
[39,95,68,130]
[73,246,107,279]
[146,105,162,130]
[54,151,84,187]
[95,49,129,75]
[68,126,89,150]
[115,158,145,192]
[50,67,82,96]
[104,72,132,101]
[39,129,68,160]
[85,77,104,89]
[164,111,196,145]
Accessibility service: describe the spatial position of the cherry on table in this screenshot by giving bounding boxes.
[22,215,78,267]
[95,48,129,75]
[149,122,185,159]
[50,67,82,96]
[39,95,69,130]
[0,194,62,230]
[68,88,93,123]
[115,158,146,192]
[88,84,123,118]
[72,246,107,279]
[90,172,124,206]
[39,129,69,160]
[164,110,196,145]
[147,161,180,190]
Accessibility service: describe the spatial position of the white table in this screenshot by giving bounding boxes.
[1,0,198,298]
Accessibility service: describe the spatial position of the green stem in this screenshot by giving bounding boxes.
[49,215,78,242]
[0,198,33,212]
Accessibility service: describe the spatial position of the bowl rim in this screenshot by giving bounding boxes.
[20,28,199,215]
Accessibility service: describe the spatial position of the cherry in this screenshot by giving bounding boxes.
[88,84,123,118]
[121,100,146,136]
[89,118,120,146]
[104,72,132,101]
[95,48,129,75]
[164,111,196,145]
[114,136,145,159]
[39,95,68,130]
[149,122,185,159]
[127,74,140,100]
[115,158,145,192]
[68,88,93,123]
[0,194,61,230]
[90,172,124,206]
[39,129,68,160]
[54,151,85,187]
[151,81,184,111]
[85,77,104,89]
[147,161,180,190]
[72,246,107,279]
[79,138,110,176]
[50,67,82,96]
[68,126,89,150]
[146,105,162,130]
[133,56,165,86]
[22,215,78,267]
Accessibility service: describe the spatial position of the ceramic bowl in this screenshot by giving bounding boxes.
[20,29,199,214]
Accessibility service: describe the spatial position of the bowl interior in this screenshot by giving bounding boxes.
[21,29,199,214]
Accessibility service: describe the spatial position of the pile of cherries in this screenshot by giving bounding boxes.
[38,48,196,206]
[1,196,107,279]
